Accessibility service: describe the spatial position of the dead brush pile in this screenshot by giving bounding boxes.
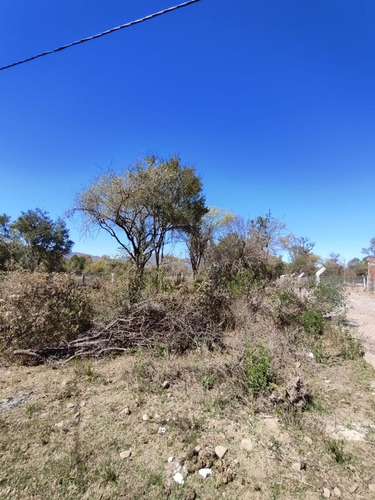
[3,282,233,363]
[0,271,93,354]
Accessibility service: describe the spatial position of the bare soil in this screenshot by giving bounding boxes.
[1,327,375,499]
[347,288,375,368]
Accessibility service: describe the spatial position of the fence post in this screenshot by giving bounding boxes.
[316,267,326,285]
[111,273,114,283]
[82,274,85,286]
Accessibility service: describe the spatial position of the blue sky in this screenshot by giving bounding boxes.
[1,0,374,261]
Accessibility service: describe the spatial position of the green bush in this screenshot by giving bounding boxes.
[313,280,346,315]
[243,343,272,396]
[269,288,307,329]
[300,308,324,335]
[0,271,93,351]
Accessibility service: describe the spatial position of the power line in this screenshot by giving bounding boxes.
[0,0,202,72]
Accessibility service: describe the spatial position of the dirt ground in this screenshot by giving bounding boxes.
[347,288,375,368]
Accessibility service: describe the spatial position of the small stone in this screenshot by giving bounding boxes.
[120,407,131,416]
[168,456,174,462]
[198,468,212,478]
[325,379,331,384]
[333,487,341,497]
[348,484,359,493]
[162,381,170,390]
[323,488,331,498]
[193,445,201,455]
[73,412,80,419]
[158,427,166,434]
[173,472,184,485]
[292,462,302,472]
[240,439,254,452]
[55,421,64,429]
[120,450,131,459]
[80,401,86,407]
[215,446,228,459]
[369,484,375,492]
[67,403,75,409]
[304,436,313,445]
[142,414,149,421]
[295,362,301,368]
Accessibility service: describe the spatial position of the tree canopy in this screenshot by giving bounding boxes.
[74,156,207,275]
[9,209,73,271]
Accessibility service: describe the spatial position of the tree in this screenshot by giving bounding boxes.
[186,206,235,275]
[281,235,319,275]
[74,156,207,279]
[0,214,13,270]
[10,209,73,271]
[362,238,375,256]
[323,253,344,276]
[347,257,367,277]
[247,211,286,257]
[66,254,93,274]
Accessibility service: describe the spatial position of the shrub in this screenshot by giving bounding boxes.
[312,280,346,315]
[268,286,307,329]
[300,308,324,335]
[243,343,272,396]
[0,271,93,351]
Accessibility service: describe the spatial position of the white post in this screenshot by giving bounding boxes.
[316,267,326,285]
[111,272,114,283]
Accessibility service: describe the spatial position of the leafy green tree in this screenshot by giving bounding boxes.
[323,253,344,276]
[74,156,207,279]
[10,209,73,272]
[347,257,367,276]
[66,254,93,274]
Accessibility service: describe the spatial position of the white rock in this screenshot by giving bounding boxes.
[158,427,166,434]
[308,352,314,359]
[369,484,375,492]
[215,446,228,459]
[162,381,170,389]
[119,450,131,459]
[199,468,212,478]
[333,487,341,497]
[119,407,131,416]
[55,421,64,429]
[67,403,75,409]
[291,462,302,472]
[168,456,174,462]
[173,472,184,485]
[323,488,330,498]
[304,436,313,445]
[142,414,149,421]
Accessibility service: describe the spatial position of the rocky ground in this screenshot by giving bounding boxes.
[1,325,375,499]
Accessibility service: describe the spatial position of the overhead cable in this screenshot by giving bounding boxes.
[0,0,202,72]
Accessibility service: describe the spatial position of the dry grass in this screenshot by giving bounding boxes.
[1,320,375,500]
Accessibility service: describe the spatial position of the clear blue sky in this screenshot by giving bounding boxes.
[1,0,374,261]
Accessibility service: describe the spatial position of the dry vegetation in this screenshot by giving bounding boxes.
[1,270,375,499]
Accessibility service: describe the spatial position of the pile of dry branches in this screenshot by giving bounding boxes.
[13,295,225,363]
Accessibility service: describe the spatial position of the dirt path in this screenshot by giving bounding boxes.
[347,288,375,367]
